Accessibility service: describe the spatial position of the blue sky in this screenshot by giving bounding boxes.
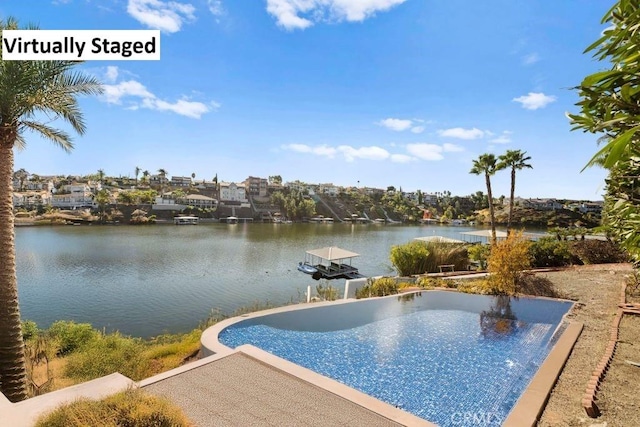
[2,0,614,200]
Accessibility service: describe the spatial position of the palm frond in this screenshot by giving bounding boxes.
[20,121,74,152]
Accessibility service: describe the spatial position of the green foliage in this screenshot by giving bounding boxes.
[390,241,430,276]
[390,241,469,276]
[34,389,191,427]
[64,333,148,381]
[570,239,628,265]
[21,320,39,341]
[47,321,99,356]
[467,244,490,269]
[270,189,316,220]
[568,2,640,261]
[486,231,531,295]
[315,283,339,301]
[528,237,573,267]
[355,277,399,298]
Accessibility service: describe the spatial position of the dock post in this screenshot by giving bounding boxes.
[344,280,350,299]
[307,285,311,303]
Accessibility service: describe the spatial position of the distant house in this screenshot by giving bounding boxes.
[51,184,95,209]
[422,193,438,206]
[149,174,168,186]
[363,187,385,197]
[523,198,563,211]
[219,182,248,203]
[284,180,308,192]
[181,194,217,209]
[579,202,603,214]
[244,176,268,197]
[318,183,339,197]
[170,176,192,187]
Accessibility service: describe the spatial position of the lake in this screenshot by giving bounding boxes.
[16,223,484,337]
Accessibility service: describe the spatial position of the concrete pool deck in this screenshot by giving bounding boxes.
[141,346,432,426]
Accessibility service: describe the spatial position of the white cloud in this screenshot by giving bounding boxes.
[127,0,196,33]
[437,127,484,140]
[442,143,464,152]
[105,66,119,83]
[490,131,512,144]
[284,144,338,158]
[378,118,412,131]
[513,92,556,110]
[103,80,155,104]
[522,52,540,66]
[207,0,224,16]
[390,154,416,163]
[101,67,216,119]
[266,0,407,30]
[378,118,426,133]
[338,145,390,162]
[142,98,214,119]
[406,143,444,161]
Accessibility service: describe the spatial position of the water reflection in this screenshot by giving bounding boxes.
[479,296,521,337]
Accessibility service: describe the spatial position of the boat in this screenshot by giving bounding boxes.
[174,216,199,225]
[297,262,318,275]
[226,216,238,224]
[298,246,363,280]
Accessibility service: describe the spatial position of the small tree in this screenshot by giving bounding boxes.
[486,231,531,295]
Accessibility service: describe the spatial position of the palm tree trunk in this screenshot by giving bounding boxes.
[0,139,28,402]
[508,168,516,232]
[486,173,496,245]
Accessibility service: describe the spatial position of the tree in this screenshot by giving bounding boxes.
[141,170,150,185]
[0,17,102,402]
[134,166,141,185]
[12,168,28,191]
[470,154,499,244]
[268,175,282,185]
[568,1,640,260]
[497,150,532,232]
[97,169,105,184]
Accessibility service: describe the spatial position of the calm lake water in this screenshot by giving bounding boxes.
[16,223,484,337]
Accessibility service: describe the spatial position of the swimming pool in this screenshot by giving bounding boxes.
[208,291,573,426]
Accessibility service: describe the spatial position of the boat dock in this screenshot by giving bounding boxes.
[298,246,363,280]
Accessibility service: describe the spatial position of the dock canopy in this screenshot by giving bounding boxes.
[305,246,359,261]
[460,230,508,241]
[414,236,465,244]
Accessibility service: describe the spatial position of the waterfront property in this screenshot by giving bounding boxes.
[204,291,576,426]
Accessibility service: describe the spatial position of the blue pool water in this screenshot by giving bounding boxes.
[218,293,569,426]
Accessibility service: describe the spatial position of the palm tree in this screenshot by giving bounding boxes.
[97,168,105,184]
[0,17,102,402]
[497,150,532,231]
[142,170,150,185]
[134,166,141,186]
[470,154,499,244]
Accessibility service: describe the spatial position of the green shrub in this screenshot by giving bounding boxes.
[35,389,191,427]
[569,239,628,264]
[22,320,39,341]
[64,333,148,381]
[47,321,99,355]
[390,241,430,276]
[467,244,490,269]
[528,237,573,267]
[390,241,469,275]
[487,231,531,295]
[315,283,339,301]
[356,277,399,298]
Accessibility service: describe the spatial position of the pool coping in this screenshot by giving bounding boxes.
[201,291,581,426]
